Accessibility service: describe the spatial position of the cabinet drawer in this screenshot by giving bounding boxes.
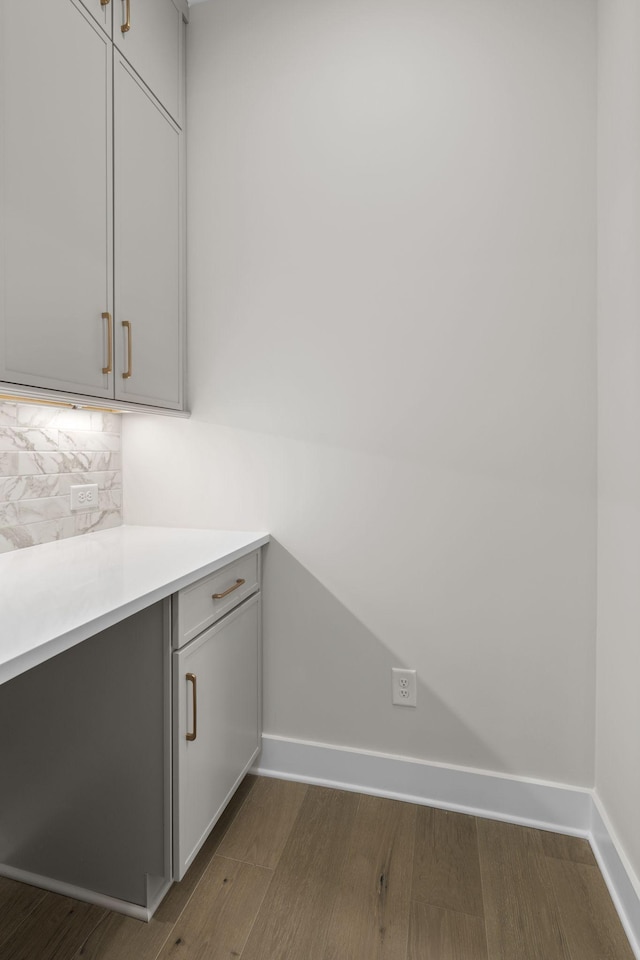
[173,551,260,648]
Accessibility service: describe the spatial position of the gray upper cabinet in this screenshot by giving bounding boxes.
[0,0,114,399]
[78,0,113,37]
[114,57,183,409]
[0,0,186,412]
[114,0,183,127]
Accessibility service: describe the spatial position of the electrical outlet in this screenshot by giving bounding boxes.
[392,668,417,707]
[70,483,99,512]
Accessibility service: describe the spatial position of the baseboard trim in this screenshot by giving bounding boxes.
[252,734,640,959]
[591,796,640,959]
[0,863,153,921]
[253,734,592,834]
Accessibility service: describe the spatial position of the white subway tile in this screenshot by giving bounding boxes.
[18,450,119,476]
[0,503,20,527]
[0,403,18,425]
[75,509,122,535]
[16,496,72,525]
[16,405,61,428]
[0,453,19,477]
[0,477,28,501]
[0,517,76,552]
[57,430,120,452]
[0,427,60,452]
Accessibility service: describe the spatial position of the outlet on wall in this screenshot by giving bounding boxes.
[70,483,99,512]
[392,668,417,707]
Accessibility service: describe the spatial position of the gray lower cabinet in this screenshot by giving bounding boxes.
[0,551,262,916]
[173,594,262,881]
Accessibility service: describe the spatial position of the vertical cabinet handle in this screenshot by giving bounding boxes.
[186,673,197,741]
[101,312,113,375]
[121,0,131,33]
[122,321,133,379]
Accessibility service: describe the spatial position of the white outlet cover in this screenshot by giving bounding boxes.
[392,667,417,707]
[70,483,99,512]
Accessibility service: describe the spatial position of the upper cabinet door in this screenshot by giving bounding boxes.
[77,0,113,37]
[114,57,183,409]
[114,0,183,126]
[0,0,114,399]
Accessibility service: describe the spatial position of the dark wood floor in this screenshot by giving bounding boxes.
[0,775,634,960]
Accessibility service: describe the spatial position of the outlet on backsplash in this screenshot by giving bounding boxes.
[70,484,99,512]
[0,401,123,553]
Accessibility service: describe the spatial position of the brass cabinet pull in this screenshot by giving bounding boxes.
[121,0,131,32]
[100,0,110,7]
[101,312,113,375]
[212,578,246,600]
[186,673,197,741]
[122,320,132,379]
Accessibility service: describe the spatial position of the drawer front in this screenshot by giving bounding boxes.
[174,551,260,647]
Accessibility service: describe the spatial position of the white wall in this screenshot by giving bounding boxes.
[124,0,597,785]
[596,0,640,885]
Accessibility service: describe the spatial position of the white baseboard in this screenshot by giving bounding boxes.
[252,733,640,959]
[591,795,640,959]
[253,734,592,834]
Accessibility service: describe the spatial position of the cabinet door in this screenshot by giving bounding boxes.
[0,0,114,398]
[173,595,261,881]
[78,0,112,37]
[114,0,183,125]
[114,56,184,409]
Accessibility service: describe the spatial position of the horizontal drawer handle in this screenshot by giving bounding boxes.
[212,578,245,600]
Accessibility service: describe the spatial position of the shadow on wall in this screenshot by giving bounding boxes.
[262,538,505,775]
[260,540,595,829]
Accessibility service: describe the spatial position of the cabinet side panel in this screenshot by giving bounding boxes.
[0,601,170,906]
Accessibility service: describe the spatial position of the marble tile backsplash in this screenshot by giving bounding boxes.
[0,402,122,553]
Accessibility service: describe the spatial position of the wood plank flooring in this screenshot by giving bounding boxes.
[0,776,634,960]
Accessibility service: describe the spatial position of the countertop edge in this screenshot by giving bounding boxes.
[0,527,270,686]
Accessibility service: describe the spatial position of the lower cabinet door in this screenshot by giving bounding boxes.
[173,594,261,881]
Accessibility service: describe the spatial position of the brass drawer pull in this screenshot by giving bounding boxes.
[121,0,131,32]
[100,0,110,6]
[212,578,245,600]
[122,320,132,379]
[186,673,197,741]
[101,311,112,374]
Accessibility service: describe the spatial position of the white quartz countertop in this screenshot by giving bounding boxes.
[0,525,270,685]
